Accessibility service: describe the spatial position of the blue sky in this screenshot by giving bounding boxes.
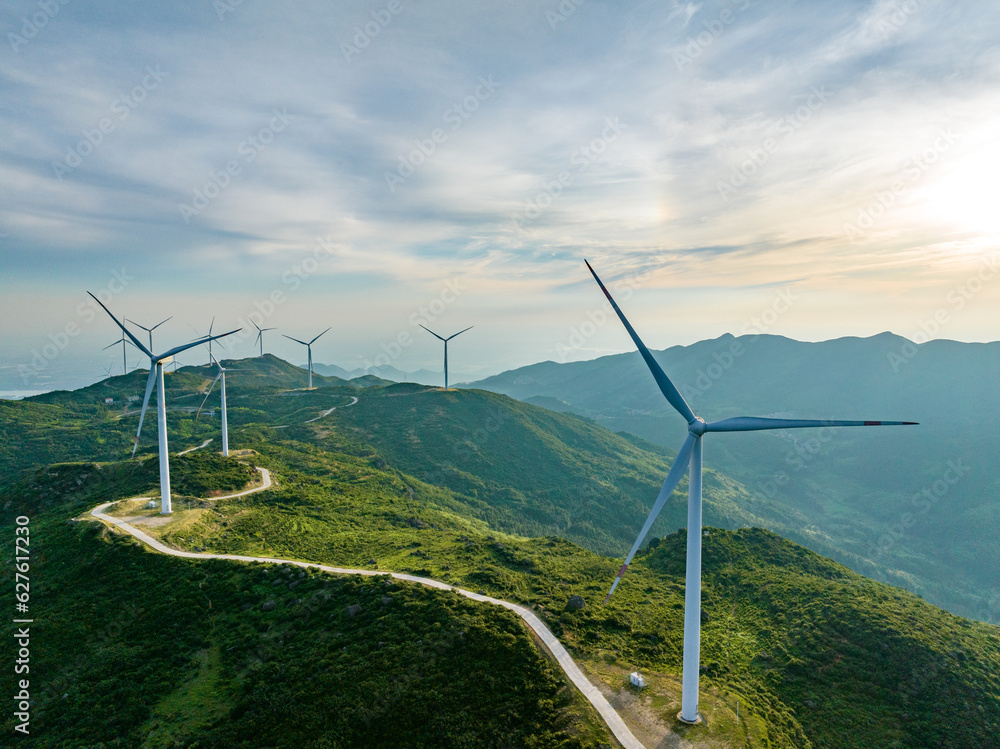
[2,0,998,391]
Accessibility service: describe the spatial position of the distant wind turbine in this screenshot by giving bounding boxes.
[127,316,173,351]
[584,260,917,725]
[103,315,137,374]
[189,317,222,365]
[197,353,231,456]
[253,320,276,357]
[419,324,472,390]
[283,328,330,389]
[90,292,239,514]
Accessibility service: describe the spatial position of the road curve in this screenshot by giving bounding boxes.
[178,438,213,455]
[88,466,645,749]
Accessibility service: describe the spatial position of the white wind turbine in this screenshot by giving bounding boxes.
[102,314,136,375]
[197,353,231,456]
[419,324,472,390]
[90,292,239,514]
[127,315,173,350]
[283,328,330,389]
[189,316,222,366]
[252,320,276,357]
[585,260,917,725]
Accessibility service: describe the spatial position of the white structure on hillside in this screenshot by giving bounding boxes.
[629,672,645,688]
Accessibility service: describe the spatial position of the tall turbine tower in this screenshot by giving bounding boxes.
[197,353,231,456]
[253,320,276,357]
[127,315,173,350]
[419,325,472,390]
[90,293,239,514]
[585,260,917,725]
[283,328,330,389]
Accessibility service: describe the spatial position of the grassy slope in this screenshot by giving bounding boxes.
[0,462,610,749]
[466,335,1000,625]
[2,373,999,747]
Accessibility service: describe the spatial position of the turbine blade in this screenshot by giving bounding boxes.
[132,366,158,458]
[197,373,223,417]
[102,341,119,351]
[126,318,152,333]
[604,433,697,605]
[150,316,172,331]
[584,261,696,424]
[89,293,153,358]
[310,327,332,345]
[283,334,309,346]
[445,325,474,341]
[159,328,240,360]
[419,324,446,341]
[252,320,263,332]
[704,417,919,432]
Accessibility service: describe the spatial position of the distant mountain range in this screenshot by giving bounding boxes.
[465,332,1000,623]
[312,362,444,386]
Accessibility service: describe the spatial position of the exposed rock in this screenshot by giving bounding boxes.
[701,609,710,623]
[346,603,363,618]
[261,600,276,611]
[406,516,429,529]
[567,595,586,610]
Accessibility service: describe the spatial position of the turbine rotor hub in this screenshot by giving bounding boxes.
[688,417,707,436]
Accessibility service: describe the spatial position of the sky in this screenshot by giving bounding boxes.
[2,0,998,392]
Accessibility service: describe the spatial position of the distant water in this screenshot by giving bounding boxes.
[0,390,51,400]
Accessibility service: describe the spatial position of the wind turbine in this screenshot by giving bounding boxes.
[103,315,133,375]
[127,316,173,351]
[189,317,221,366]
[419,325,472,390]
[253,320,276,357]
[283,328,330,389]
[585,260,917,725]
[197,353,231,456]
[89,292,239,514]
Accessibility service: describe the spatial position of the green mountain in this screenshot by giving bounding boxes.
[466,333,1000,625]
[2,358,998,748]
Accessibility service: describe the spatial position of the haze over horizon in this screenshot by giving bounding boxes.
[3,0,998,392]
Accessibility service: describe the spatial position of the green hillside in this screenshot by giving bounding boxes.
[466,334,1000,625]
[2,361,999,747]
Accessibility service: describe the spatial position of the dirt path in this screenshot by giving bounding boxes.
[87,463,647,749]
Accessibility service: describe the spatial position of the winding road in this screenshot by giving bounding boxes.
[88,452,647,749]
